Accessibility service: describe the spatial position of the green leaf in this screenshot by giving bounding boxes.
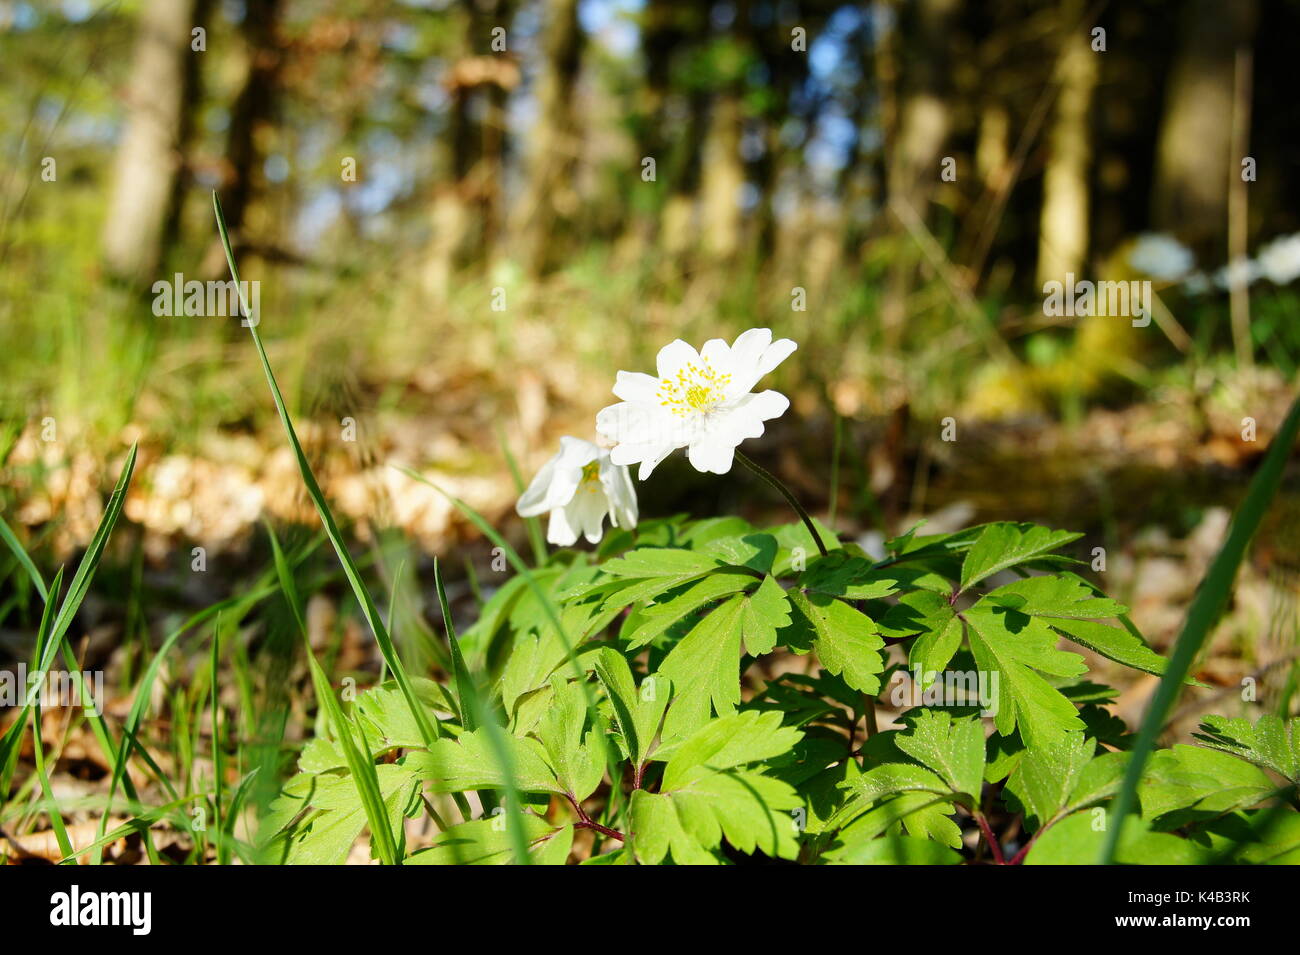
[786,590,885,694]
[821,790,959,855]
[894,710,985,801]
[983,574,1126,618]
[621,572,757,649]
[1138,744,1279,825]
[658,595,747,737]
[964,602,1087,746]
[739,575,791,656]
[629,711,803,864]
[407,815,574,865]
[603,548,724,579]
[414,728,563,796]
[1026,812,1209,864]
[823,832,962,865]
[354,679,448,756]
[1202,810,1300,864]
[1004,732,1095,832]
[593,648,670,771]
[1046,618,1168,676]
[826,762,953,833]
[535,676,606,801]
[800,552,906,600]
[697,533,779,574]
[658,581,790,739]
[878,590,963,678]
[1193,714,1299,783]
[281,764,416,866]
[959,523,1082,592]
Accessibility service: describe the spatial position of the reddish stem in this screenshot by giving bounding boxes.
[575,819,625,842]
[566,793,626,842]
[976,814,1005,865]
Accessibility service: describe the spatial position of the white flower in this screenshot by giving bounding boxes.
[1128,233,1194,281]
[1214,256,1260,290]
[1256,232,1300,285]
[596,327,795,478]
[515,437,637,546]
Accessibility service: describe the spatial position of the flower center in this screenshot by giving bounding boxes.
[657,361,732,417]
[580,460,601,491]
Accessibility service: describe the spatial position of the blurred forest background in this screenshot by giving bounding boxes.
[2,0,1300,853]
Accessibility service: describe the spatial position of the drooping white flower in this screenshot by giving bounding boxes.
[1128,233,1194,281]
[596,327,796,479]
[1256,232,1300,285]
[515,437,637,546]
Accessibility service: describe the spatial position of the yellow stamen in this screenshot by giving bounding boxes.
[655,359,731,417]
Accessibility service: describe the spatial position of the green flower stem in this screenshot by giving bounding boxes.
[734,449,828,557]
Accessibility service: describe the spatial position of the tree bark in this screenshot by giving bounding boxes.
[515,0,584,276]
[1151,0,1258,247]
[220,0,284,238]
[102,0,209,284]
[1036,3,1098,287]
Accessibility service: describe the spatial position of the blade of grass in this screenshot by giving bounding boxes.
[434,557,476,734]
[1100,390,1300,863]
[210,615,227,865]
[0,443,137,795]
[29,566,73,861]
[0,520,47,601]
[213,191,440,752]
[58,793,208,864]
[267,522,400,865]
[431,556,529,864]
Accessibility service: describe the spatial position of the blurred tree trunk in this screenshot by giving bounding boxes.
[220,0,284,239]
[1152,0,1258,247]
[881,0,961,342]
[427,2,480,297]
[1036,2,1098,287]
[515,0,584,276]
[700,92,745,259]
[102,0,209,284]
[700,2,753,261]
[479,0,516,259]
[625,0,685,257]
[660,90,709,260]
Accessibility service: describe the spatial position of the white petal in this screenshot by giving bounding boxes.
[612,371,661,403]
[756,338,797,377]
[547,506,579,546]
[727,328,796,396]
[728,328,773,372]
[600,458,638,529]
[557,436,600,466]
[515,450,561,517]
[656,339,700,379]
[687,438,736,474]
[740,389,790,422]
[597,401,655,443]
[705,390,789,446]
[636,443,676,480]
[569,488,609,544]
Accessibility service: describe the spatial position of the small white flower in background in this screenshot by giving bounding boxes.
[1256,232,1300,285]
[1128,233,1194,281]
[596,327,796,478]
[1181,270,1211,296]
[516,437,637,546]
[1214,256,1260,291]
